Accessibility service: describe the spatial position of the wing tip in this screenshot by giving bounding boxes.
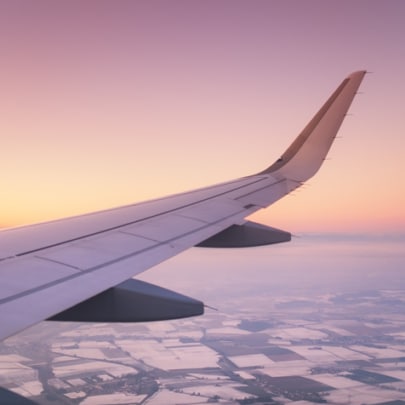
[257,70,367,179]
[348,69,367,75]
[347,70,368,80]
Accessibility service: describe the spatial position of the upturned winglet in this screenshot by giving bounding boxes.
[259,70,367,182]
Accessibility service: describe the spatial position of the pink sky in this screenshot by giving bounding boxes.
[1,1,404,233]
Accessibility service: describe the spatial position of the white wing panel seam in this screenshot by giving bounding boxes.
[0,257,81,301]
[176,198,245,223]
[36,232,157,271]
[122,215,204,242]
[34,255,82,271]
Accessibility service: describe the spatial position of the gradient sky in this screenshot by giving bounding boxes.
[1,0,404,233]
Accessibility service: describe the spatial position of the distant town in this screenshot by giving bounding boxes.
[2,285,405,405]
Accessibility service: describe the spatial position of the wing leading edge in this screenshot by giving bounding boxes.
[0,71,366,340]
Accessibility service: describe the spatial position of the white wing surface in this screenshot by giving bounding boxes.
[0,71,366,340]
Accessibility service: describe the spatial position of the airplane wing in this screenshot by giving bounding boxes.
[0,71,366,341]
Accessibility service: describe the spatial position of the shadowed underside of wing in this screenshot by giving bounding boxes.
[0,71,366,341]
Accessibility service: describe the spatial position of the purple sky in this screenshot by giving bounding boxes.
[1,1,404,232]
